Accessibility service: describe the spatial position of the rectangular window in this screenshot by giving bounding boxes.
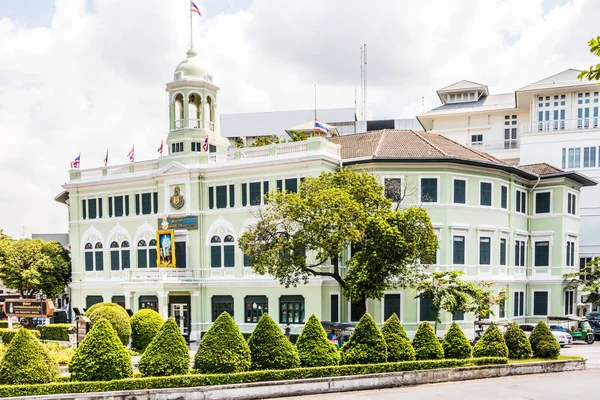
[243,253,252,267]
[285,178,298,193]
[224,244,235,268]
[229,184,235,208]
[212,296,234,322]
[453,179,466,204]
[280,295,305,324]
[114,196,124,217]
[535,192,551,214]
[350,302,361,322]
[263,181,269,202]
[153,191,158,214]
[276,179,283,192]
[175,242,186,269]
[383,294,401,321]
[562,148,566,169]
[421,178,438,202]
[137,248,147,268]
[419,296,434,321]
[499,299,506,319]
[384,178,403,202]
[568,147,581,168]
[108,197,113,217]
[250,182,261,205]
[85,252,93,271]
[568,193,577,215]
[479,237,491,265]
[141,193,152,215]
[135,194,140,215]
[330,294,339,322]
[533,291,549,316]
[565,290,574,315]
[471,134,483,144]
[111,248,120,271]
[95,251,104,271]
[88,199,97,219]
[516,190,526,214]
[534,241,550,267]
[515,240,526,267]
[501,186,507,209]
[480,182,492,206]
[584,146,597,168]
[500,238,507,266]
[453,236,465,265]
[242,183,248,206]
[580,257,593,281]
[216,185,227,209]
[82,199,87,220]
[452,311,465,321]
[245,296,268,323]
[211,246,221,268]
[566,240,576,267]
[513,291,524,317]
[209,187,214,209]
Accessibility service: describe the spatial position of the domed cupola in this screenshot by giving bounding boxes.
[173,47,213,83]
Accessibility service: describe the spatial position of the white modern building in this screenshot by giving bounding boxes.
[418,70,600,312]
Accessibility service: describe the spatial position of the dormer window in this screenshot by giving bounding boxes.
[447,92,477,104]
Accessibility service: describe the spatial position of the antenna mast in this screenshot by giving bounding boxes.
[363,44,367,121]
[360,46,364,121]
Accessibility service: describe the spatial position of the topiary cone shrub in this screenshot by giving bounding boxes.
[504,322,532,359]
[247,313,300,370]
[295,314,340,367]
[139,317,190,377]
[69,318,133,381]
[412,322,444,360]
[340,313,388,365]
[0,328,59,385]
[442,322,471,359]
[194,312,251,373]
[472,323,509,358]
[130,309,164,352]
[88,305,131,346]
[381,313,415,362]
[529,321,560,358]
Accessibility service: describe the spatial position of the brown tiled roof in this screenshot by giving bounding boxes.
[328,130,510,165]
[519,163,563,176]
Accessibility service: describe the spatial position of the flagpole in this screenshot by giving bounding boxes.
[189,1,193,48]
[314,84,317,138]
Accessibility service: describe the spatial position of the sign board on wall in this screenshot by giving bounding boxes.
[3,299,55,318]
[157,215,198,230]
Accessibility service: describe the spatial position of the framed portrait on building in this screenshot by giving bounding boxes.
[156,230,176,267]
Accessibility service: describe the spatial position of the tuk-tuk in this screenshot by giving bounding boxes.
[472,320,512,345]
[320,321,355,348]
[547,315,595,344]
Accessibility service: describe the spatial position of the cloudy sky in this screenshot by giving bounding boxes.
[0,0,598,238]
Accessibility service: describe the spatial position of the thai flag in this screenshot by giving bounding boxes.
[157,140,163,156]
[315,120,329,134]
[70,154,80,169]
[190,1,203,16]
[202,136,209,152]
[127,146,134,163]
[103,149,108,167]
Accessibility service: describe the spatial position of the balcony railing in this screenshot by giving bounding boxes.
[171,119,215,131]
[189,119,202,129]
[522,118,600,134]
[470,138,520,151]
[174,119,184,129]
[129,268,199,281]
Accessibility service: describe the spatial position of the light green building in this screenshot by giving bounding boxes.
[55,47,596,340]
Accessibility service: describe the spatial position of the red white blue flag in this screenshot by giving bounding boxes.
[190,1,203,16]
[202,136,209,152]
[103,149,108,167]
[127,146,135,163]
[315,120,329,134]
[70,154,80,169]
[157,140,163,156]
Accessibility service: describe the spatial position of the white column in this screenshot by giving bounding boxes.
[157,290,170,320]
[191,290,201,342]
[124,291,134,312]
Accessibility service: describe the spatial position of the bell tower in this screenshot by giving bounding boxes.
[164,45,229,159]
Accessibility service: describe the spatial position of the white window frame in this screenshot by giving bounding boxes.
[478,180,493,207]
[567,191,577,215]
[566,235,577,267]
[418,176,440,204]
[515,189,527,214]
[533,190,552,215]
[417,296,435,323]
[329,292,341,323]
[451,232,468,266]
[513,290,525,317]
[82,196,103,220]
[531,233,553,268]
[243,180,270,207]
[381,292,403,323]
[514,234,528,267]
[532,289,551,317]
[382,175,405,206]
[500,184,508,210]
[564,290,575,315]
[452,177,468,205]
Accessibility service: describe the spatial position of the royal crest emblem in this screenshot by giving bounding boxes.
[170,186,185,209]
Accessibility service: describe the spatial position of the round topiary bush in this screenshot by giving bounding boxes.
[529,321,560,358]
[247,313,300,370]
[0,328,59,385]
[295,314,340,367]
[130,309,164,351]
[139,317,190,377]
[412,321,444,360]
[194,312,251,373]
[69,318,133,381]
[504,322,532,359]
[472,323,509,358]
[88,305,131,346]
[84,302,122,316]
[340,312,388,365]
[442,322,471,359]
[381,313,415,362]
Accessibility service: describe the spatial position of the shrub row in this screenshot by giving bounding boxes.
[0,357,507,398]
[199,331,299,344]
[36,324,74,341]
[0,328,40,344]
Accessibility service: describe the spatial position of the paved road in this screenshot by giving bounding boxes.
[561,340,600,368]
[275,370,596,400]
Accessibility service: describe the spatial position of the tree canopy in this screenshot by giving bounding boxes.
[250,135,283,147]
[564,257,600,305]
[0,235,71,297]
[578,36,600,83]
[238,168,438,315]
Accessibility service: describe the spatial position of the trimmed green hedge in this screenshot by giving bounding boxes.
[0,357,507,398]
[36,324,74,341]
[0,328,40,344]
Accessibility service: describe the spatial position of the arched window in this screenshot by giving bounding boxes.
[110,240,130,271]
[174,93,184,129]
[85,242,104,271]
[137,239,157,268]
[188,93,202,128]
[210,234,236,268]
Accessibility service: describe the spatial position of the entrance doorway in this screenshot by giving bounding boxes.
[168,295,191,339]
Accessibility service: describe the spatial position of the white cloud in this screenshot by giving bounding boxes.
[0,0,598,237]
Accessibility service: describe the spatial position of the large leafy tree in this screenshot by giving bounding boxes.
[238,168,438,316]
[0,236,71,297]
[578,36,600,83]
[414,270,500,333]
[564,257,600,306]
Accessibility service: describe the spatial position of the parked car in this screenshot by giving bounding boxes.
[519,323,572,347]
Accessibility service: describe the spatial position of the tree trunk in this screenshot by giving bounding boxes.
[353,296,367,319]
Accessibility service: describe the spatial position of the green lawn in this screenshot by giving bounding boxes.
[507,355,583,364]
